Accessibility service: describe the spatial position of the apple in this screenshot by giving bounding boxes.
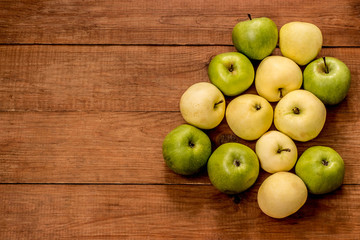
[207,142,259,194]
[208,52,254,96]
[162,124,212,175]
[304,57,351,105]
[274,89,326,142]
[255,130,298,173]
[279,21,323,66]
[180,82,225,129]
[232,14,278,60]
[257,172,308,218]
[226,94,273,141]
[295,146,345,194]
[255,56,303,102]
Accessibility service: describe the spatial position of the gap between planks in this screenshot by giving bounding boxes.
[0,183,358,186]
[0,43,360,48]
[0,182,211,186]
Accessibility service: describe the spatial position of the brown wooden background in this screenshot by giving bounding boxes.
[0,0,359,239]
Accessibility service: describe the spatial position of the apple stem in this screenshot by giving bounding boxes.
[277,148,291,154]
[279,88,283,98]
[214,100,224,108]
[233,159,241,167]
[247,14,252,20]
[321,159,329,166]
[228,64,234,72]
[233,195,241,204]
[323,57,329,74]
[292,107,300,114]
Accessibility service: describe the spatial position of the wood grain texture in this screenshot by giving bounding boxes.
[0,110,358,184]
[0,46,359,112]
[0,46,358,185]
[0,0,359,46]
[1,0,359,238]
[1,184,359,239]
[0,111,184,184]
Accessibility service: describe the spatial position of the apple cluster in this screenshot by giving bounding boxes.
[162,15,351,219]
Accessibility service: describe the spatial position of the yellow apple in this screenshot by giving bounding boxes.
[255,130,298,173]
[279,22,323,66]
[255,56,303,102]
[226,94,273,141]
[180,82,225,129]
[257,172,308,218]
[274,90,326,142]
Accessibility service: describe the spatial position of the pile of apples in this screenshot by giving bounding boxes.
[162,15,351,219]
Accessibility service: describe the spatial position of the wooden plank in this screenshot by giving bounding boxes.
[0,111,183,184]
[0,45,209,112]
[0,0,359,46]
[0,111,359,184]
[0,46,359,112]
[0,184,359,239]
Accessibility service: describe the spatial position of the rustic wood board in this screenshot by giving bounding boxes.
[0,0,359,45]
[0,46,359,112]
[0,0,359,239]
[1,185,359,239]
[0,109,359,185]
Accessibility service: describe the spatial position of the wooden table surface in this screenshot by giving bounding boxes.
[1,0,359,239]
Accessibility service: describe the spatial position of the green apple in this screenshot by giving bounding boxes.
[162,124,212,175]
[304,57,351,105]
[255,56,303,102]
[226,94,273,140]
[255,130,298,173]
[208,52,254,96]
[274,90,326,142]
[232,15,278,60]
[295,146,345,194]
[180,82,225,129]
[279,21,323,65]
[257,172,308,218]
[207,142,259,194]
